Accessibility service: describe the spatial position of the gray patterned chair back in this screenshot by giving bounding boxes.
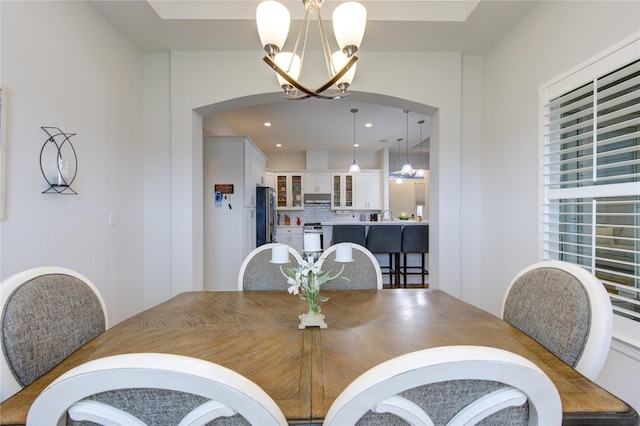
[503,265,591,369]
[319,244,382,290]
[27,353,288,426]
[323,345,562,425]
[240,244,303,291]
[1,270,106,392]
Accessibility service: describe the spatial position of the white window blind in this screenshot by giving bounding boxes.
[541,57,640,322]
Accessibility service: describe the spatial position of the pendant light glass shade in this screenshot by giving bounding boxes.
[348,108,361,173]
[333,2,367,55]
[256,1,290,53]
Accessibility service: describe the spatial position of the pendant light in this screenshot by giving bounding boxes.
[415,119,426,178]
[348,108,361,173]
[395,138,404,184]
[401,110,413,175]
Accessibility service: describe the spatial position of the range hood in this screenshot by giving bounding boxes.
[304,194,331,204]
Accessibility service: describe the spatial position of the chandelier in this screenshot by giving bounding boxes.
[256,0,366,100]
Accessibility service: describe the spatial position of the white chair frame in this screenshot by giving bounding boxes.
[501,260,613,380]
[323,345,562,426]
[317,243,383,289]
[1,266,108,402]
[237,243,305,291]
[27,353,288,426]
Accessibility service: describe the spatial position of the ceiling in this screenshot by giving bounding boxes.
[89,0,537,157]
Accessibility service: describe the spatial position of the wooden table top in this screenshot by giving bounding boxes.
[1,289,637,425]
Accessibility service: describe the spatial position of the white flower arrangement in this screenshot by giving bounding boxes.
[281,259,349,314]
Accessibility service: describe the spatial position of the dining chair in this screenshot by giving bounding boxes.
[331,224,367,246]
[323,345,562,425]
[26,352,288,426]
[501,260,613,380]
[317,243,383,289]
[365,225,403,287]
[1,266,108,402]
[238,243,304,291]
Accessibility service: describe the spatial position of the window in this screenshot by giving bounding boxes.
[541,49,640,322]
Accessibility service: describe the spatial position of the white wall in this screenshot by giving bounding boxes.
[0,1,145,325]
[480,0,640,412]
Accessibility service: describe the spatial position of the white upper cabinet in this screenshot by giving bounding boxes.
[305,172,331,194]
[354,171,381,210]
[331,173,354,210]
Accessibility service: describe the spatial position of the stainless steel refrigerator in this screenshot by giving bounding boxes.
[256,186,277,246]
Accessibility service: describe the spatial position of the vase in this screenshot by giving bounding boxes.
[298,312,327,329]
[298,291,328,329]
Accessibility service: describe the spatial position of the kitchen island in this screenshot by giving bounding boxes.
[321,221,429,287]
[321,220,428,249]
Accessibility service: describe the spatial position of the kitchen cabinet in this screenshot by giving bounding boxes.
[305,172,331,194]
[276,227,304,252]
[276,173,304,210]
[331,173,354,210]
[354,171,381,210]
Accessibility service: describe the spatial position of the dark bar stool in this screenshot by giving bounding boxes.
[401,225,429,287]
[332,225,366,246]
[366,225,403,287]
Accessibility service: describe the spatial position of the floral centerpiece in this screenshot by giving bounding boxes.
[272,244,352,329]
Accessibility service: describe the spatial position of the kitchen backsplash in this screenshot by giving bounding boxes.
[277,204,381,225]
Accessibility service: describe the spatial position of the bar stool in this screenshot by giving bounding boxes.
[332,225,366,246]
[366,225,403,287]
[401,225,429,287]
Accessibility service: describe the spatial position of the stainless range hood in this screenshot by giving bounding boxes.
[304,194,331,204]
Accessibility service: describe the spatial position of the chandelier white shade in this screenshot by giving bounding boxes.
[274,52,301,87]
[333,2,367,55]
[256,0,366,100]
[256,1,290,54]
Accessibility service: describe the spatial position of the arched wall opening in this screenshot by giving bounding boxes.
[153,50,462,303]
[195,91,437,291]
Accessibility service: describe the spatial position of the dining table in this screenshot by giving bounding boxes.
[1,289,638,425]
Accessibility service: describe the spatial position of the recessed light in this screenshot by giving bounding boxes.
[365,123,372,128]
[354,144,360,147]
[276,143,282,147]
[264,122,272,127]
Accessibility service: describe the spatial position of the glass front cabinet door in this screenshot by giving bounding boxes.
[276,173,304,210]
[331,174,354,210]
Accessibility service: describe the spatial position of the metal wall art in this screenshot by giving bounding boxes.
[40,127,77,194]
